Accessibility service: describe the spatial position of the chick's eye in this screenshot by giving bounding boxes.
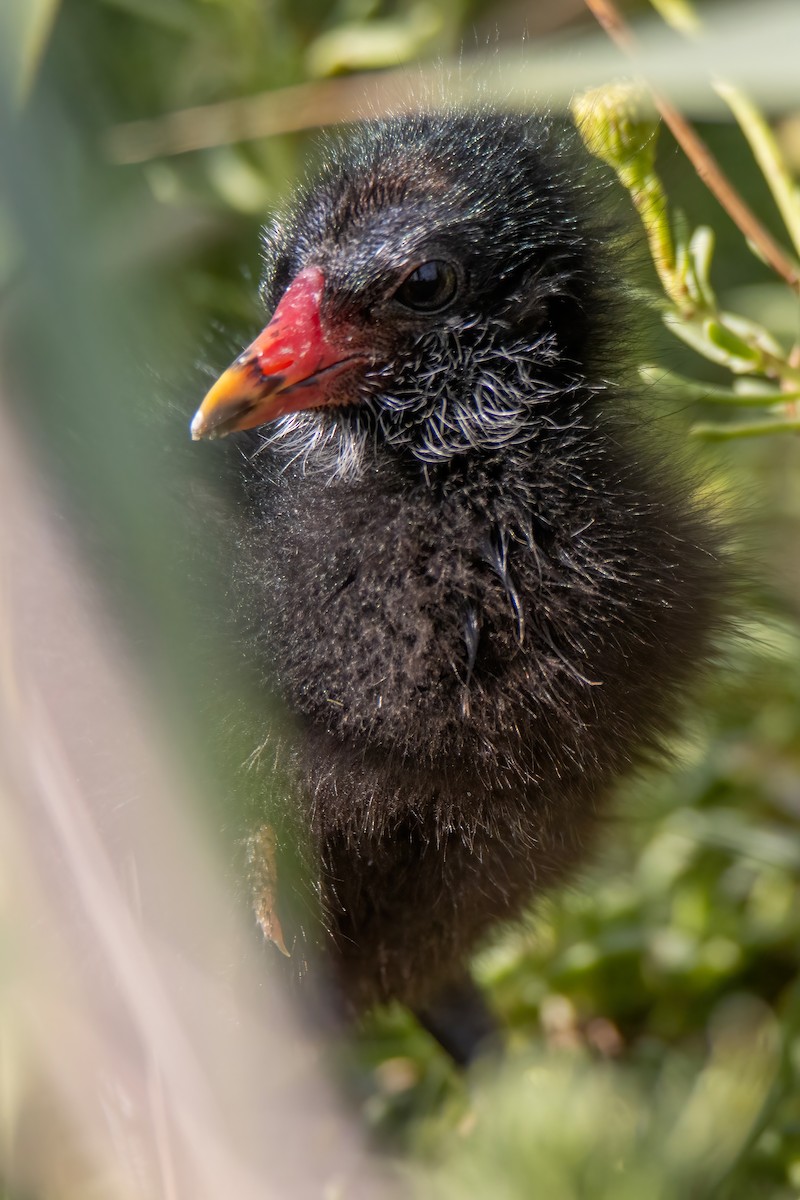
[394,260,459,313]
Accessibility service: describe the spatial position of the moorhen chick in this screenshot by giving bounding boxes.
[191,108,723,1064]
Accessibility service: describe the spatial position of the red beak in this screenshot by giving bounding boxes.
[190,266,364,441]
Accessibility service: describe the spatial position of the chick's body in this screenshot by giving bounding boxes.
[200,110,724,1043]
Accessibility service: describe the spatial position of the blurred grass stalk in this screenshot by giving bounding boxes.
[0,71,394,1200]
[103,0,800,163]
[0,403,395,1198]
[0,0,61,107]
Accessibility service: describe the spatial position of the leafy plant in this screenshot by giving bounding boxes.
[573,0,800,440]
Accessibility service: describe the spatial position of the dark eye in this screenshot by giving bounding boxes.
[394,260,459,313]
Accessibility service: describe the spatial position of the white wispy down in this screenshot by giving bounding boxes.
[250,321,596,483]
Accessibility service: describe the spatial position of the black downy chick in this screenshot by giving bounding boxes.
[192,109,724,1064]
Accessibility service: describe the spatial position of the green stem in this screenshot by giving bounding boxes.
[623,170,682,301]
[714,82,800,262]
[691,418,800,439]
[640,368,800,406]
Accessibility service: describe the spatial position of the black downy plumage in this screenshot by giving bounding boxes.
[194,109,725,1063]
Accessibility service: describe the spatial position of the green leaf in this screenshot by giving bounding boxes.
[718,309,786,359]
[95,0,198,34]
[705,318,763,368]
[687,226,716,309]
[664,314,744,369]
[648,0,703,37]
[0,0,61,106]
[306,6,443,77]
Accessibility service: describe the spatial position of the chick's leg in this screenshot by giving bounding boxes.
[413,973,502,1067]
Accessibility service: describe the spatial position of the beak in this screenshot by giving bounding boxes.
[190,265,360,441]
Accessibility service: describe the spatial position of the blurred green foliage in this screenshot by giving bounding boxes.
[2,1,800,1198]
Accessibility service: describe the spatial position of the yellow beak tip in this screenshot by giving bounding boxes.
[190,407,215,441]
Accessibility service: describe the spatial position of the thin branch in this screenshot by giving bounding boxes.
[583,0,800,293]
[691,417,800,439]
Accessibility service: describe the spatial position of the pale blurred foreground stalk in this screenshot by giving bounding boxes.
[0,400,397,1200]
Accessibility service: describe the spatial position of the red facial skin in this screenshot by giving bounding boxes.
[190,265,369,441]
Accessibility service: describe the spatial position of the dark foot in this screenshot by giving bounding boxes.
[413,974,502,1067]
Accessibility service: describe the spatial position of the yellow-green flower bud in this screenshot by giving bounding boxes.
[573,83,686,306]
[571,83,659,183]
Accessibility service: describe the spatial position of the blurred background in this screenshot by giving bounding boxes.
[1,1,800,1197]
